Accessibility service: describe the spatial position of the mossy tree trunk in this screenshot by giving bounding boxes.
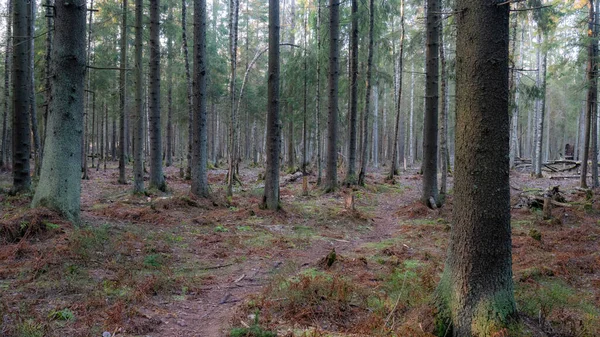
[32,0,86,222]
[434,0,517,335]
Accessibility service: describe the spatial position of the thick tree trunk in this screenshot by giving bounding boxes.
[132,0,144,193]
[345,0,359,185]
[422,0,440,207]
[191,0,209,197]
[148,0,166,191]
[12,0,32,192]
[325,0,340,192]
[118,0,128,184]
[0,0,12,169]
[263,0,281,210]
[182,0,194,180]
[32,0,86,222]
[358,0,374,186]
[434,1,517,335]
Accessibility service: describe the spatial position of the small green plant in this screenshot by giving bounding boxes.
[144,254,163,268]
[214,225,229,233]
[48,308,75,321]
[528,229,542,241]
[44,222,60,230]
[230,325,276,337]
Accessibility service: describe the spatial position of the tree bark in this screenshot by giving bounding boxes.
[345,0,359,185]
[315,0,322,185]
[166,9,174,168]
[28,0,40,177]
[0,0,12,169]
[534,33,547,178]
[390,1,405,179]
[182,0,194,180]
[263,0,281,210]
[149,0,166,191]
[422,0,440,207]
[32,0,86,222]
[439,17,449,199]
[581,0,596,188]
[12,0,32,192]
[227,0,240,197]
[118,0,128,184]
[434,1,517,335]
[325,0,340,192]
[358,0,374,186]
[191,0,210,197]
[132,0,144,193]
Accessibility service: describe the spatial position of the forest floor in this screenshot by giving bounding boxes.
[0,163,599,337]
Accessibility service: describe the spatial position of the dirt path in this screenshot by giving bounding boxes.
[145,173,427,337]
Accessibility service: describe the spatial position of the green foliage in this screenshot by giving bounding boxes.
[143,254,163,268]
[230,325,276,337]
[48,308,75,321]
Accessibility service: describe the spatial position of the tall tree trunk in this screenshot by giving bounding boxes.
[302,4,308,195]
[389,0,405,180]
[12,0,32,192]
[534,33,547,178]
[166,9,174,168]
[118,0,128,184]
[0,0,12,169]
[32,0,86,222]
[28,0,40,176]
[149,0,166,191]
[263,0,281,210]
[439,17,449,199]
[434,1,517,335]
[358,0,374,186]
[112,117,116,160]
[182,0,194,180]
[41,0,53,168]
[191,0,209,197]
[409,62,415,166]
[227,0,240,197]
[345,0,359,185]
[373,85,379,168]
[593,0,600,187]
[422,0,440,207]
[580,0,598,188]
[325,0,340,192]
[82,0,94,180]
[510,20,523,167]
[315,0,322,185]
[132,0,144,193]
